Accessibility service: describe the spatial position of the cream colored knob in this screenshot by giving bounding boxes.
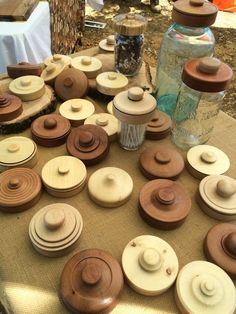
[190,0,204,6]
[44,208,65,230]
[81,56,92,66]
[104,174,116,184]
[7,143,20,153]
[201,151,217,164]
[21,77,31,87]
[96,116,108,126]
[216,179,236,198]
[128,87,144,101]
[53,54,62,61]
[108,73,117,81]
[46,63,57,74]
[139,248,162,272]
[107,35,115,45]
[71,103,82,112]
[58,165,70,175]
[199,57,221,74]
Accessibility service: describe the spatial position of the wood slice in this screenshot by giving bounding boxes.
[0,0,39,21]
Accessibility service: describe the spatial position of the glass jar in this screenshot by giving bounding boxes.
[154,0,218,118]
[172,57,233,150]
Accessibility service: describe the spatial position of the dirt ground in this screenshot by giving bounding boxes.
[77,0,236,118]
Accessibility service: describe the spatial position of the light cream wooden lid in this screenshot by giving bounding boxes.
[59,99,95,122]
[9,76,45,96]
[44,54,72,66]
[41,62,65,82]
[41,156,87,190]
[0,136,36,164]
[107,100,114,115]
[96,72,128,93]
[88,167,133,207]
[84,113,118,137]
[176,261,236,314]
[71,56,102,77]
[187,145,230,176]
[122,235,179,296]
[99,35,115,52]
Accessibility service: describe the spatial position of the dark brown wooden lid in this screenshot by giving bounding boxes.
[60,249,124,314]
[139,179,191,229]
[172,0,218,27]
[182,57,233,92]
[66,124,110,166]
[204,223,236,279]
[0,93,23,122]
[0,167,42,213]
[139,146,184,180]
[54,68,88,101]
[113,13,147,36]
[7,62,42,79]
[146,110,172,140]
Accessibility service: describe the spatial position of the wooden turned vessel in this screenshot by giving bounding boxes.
[7,62,42,79]
[146,110,172,140]
[0,136,37,172]
[139,146,184,180]
[204,223,236,279]
[84,113,118,142]
[0,168,42,213]
[0,93,23,122]
[186,145,230,179]
[41,156,87,198]
[60,249,124,314]
[197,175,236,221]
[175,261,236,314]
[9,75,45,101]
[40,62,66,85]
[96,72,128,96]
[31,113,71,147]
[106,100,114,115]
[66,124,110,166]
[71,56,102,79]
[44,54,72,67]
[88,167,133,207]
[99,35,115,52]
[139,179,191,229]
[59,98,95,127]
[122,235,179,296]
[29,203,83,257]
[54,68,88,101]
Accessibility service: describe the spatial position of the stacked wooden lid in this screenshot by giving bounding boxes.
[175,261,236,314]
[60,249,124,313]
[122,235,179,295]
[44,54,72,67]
[96,72,128,96]
[41,62,66,85]
[197,175,236,221]
[99,35,115,52]
[31,113,71,147]
[7,62,42,79]
[146,110,172,140]
[29,203,83,257]
[41,156,87,198]
[139,179,191,229]
[71,56,102,79]
[0,168,42,213]
[0,136,37,172]
[0,93,23,122]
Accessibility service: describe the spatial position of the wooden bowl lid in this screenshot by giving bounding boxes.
[139,179,191,229]
[146,110,172,140]
[59,98,95,122]
[54,68,88,101]
[44,54,72,67]
[84,113,118,139]
[60,249,124,314]
[139,146,184,180]
[88,167,133,207]
[0,136,36,165]
[41,62,66,82]
[175,261,236,314]
[107,100,114,115]
[9,76,45,97]
[0,167,41,212]
[99,35,115,52]
[66,124,110,166]
[0,93,23,122]
[187,145,230,178]
[122,235,179,296]
[7,62,42,79]
[96,72,128,96]
[71,56,102,79]
[41,156,87,190]
[113,13,147,36]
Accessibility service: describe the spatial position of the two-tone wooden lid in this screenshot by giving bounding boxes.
[41,62,66,84]
[139,179,191,229]
[175,261,236,314]
[44,54,72,67]
[66,124,110,166]
[122,235,179,295]
[113,13,147,36]
[71,56,102,79]
[139,146,184,180]
[0,167,42,212]
[96,72,128,96]
[0,93,23,122]
[29,203,83,257]
[7,62,42,79]
[99,35,115,52]
[60,249,124,314]
[31,113,71,147]
[146,110,172,140]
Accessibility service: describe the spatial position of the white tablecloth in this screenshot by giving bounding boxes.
[0,1,52,73]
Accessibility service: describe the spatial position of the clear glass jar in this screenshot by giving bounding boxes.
[118,122,146,150]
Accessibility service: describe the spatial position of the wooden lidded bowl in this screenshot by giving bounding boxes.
[71,56,102,79]
[7,62,42,79]
[44,54,72,67]
[0,93,23,122]
[96,71,128,96]
[40,62,66,85]
[146,110,172,140]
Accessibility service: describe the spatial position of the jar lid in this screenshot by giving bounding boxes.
[146,110,172,140]
[96,72,128,96]
[139,146,184,180]
[113,13,147,36]
[139,179,191,229]
[172,0,218,27]
[182,57,233,92]
[71,56,102,79]
[175,261,236,314]
[44,54,72,67]
[7,62,42,79]
[55,68,88,101]
[187,145,230,179]
[66,124,110,166]
[88,167,133,207]
[204,223,236,279]
[0,168,41,212]
[41,62,66,82]
[0,93,23,122]
[59,98,95,123]
[29,203,83,257]
[122,235,179,296]
[99,35,115,52]
[60,249,124,313]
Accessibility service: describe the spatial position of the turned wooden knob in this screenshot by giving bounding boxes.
[81,56,92,66]
[53,54,62,61]
[216,179,236,198]
[8,177,21,189]
[7,143,20,153]
[81,264,102,285]
[155,188,175,205]
[107,35,115,45]
[20,77,31,87]
[223,232,236,257]
[96,116,108,126]
[104,174,116,185]
[44,208,65,230]
[71,103,82,112]
[78,131,95,147]
[139,248,162,272]
[199,278,216,297]
[154,151,171,164]
[46,63,57,74]
[58,165,70,175]
[108,73,117,81]
[190,0,204,6]
[44,117,57,129]
[200,151,217,163]
[64,77,73,87]
[128,87,144,101]
[0,96,10,107]
[198,57,221,74]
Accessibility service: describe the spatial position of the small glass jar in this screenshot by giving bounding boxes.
[172,57,233,150]
[113,13,147,76]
